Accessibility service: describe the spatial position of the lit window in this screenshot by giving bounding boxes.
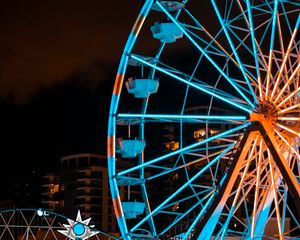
[173,173,179,180]
[49,184,59,193]
[194,129,206,139]
[171,203,180,211]
[164,141,179,150]
[210,129,220,135]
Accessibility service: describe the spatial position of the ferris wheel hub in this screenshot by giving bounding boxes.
[257,101,278,117]
[250,101,278,123]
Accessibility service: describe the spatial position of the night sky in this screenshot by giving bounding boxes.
[0,0,144,99]
[0,0,145,202]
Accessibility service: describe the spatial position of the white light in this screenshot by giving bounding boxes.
[37,209,44,217]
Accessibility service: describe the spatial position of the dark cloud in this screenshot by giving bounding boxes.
[0,0,143,100]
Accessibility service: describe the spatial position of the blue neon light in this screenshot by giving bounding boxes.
[156,1,255,109]
[117,122,250,176]
[118,113,246,120]
[130,142,236,232]
[73,223,85,236]
[211,0,258,105]
[130,54,252,114]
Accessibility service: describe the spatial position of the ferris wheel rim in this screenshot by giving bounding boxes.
[108,0,300,239]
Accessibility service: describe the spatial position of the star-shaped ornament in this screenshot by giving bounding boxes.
[58,210,99,239]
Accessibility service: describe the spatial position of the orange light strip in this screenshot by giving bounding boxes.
[220,136,258,238]
[278,116,300,121]
[278,103,300,114]
[268,150,284,239]
[270,18,299,101]
[258,76,263,101]
[265,50,273,101]
[251,138,263,238]
[275,129,300,159]
[276,123,300,137]
[274,64,300,104]
[276,86,300,108]
[233,136,258,203]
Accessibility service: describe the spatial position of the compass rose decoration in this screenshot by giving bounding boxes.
[58,210,99,239]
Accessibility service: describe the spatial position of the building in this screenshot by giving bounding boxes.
[42,153,117,234]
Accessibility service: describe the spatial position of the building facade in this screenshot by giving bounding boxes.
[42,153,117,233]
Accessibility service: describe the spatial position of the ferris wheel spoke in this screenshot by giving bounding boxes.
[249,138,263,238]
[191,129,257,239]
[274,129,300,159]
[277,188,300,234]
[162,188,212,211]
[277,104,300,115]
[276,123,300,137]
[276,86,300,109]
[211,0,258,105]
[238,1,273,73]
[117,113,247,123]
[130,54,252,113]
[260,123,300,214]
[117,123,249,176]
[216,148,271,237]
[278,116,300,122]
[155,1,255,108]
[146,150,226,181]
[244,0,265,100]
[157,205,198,236]
[267,149,284,239]
[183,9,228,55]
[274,63,300,104]
[155,56,252,103]
[218,134,259,238]
[212,22,258,87]
[129,142,235,233]
[184,7,258,85]
[245,150,272,238]
[274,12,290,85]
[225,25,267,84]
[185,144,236,156]
[265,0,279,101]
[252,187,277,238]
[183,27,227,58]
[158,190,212,237]
[270,15,300,101]
[184,190,220,238]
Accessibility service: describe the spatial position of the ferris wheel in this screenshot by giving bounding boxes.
[0,208,117,240]
[107,0,300,239]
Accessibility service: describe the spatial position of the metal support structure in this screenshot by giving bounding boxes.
[259,122,300,215]
[191,121,300,239]
[191,126,257,239]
